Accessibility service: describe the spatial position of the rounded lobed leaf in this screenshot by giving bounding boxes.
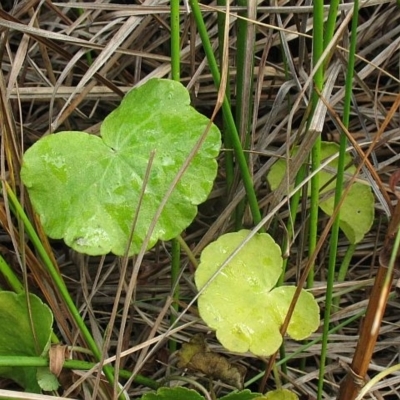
[219,390,263,400]
[264,389,299,400]
[36,367,60,392]
[319,182,374,244]
[21,79,221,255]
[0,292,53,357]
[0,291,53,392]
[267,142,354,193]
[267,141,374,244]
[195,230,319,357]
[267,286,320,340]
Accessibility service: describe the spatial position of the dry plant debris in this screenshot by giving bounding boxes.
[1,1,400,399]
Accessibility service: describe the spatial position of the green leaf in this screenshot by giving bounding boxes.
[36,367,59,391]
[219,390,262,400]
[195,230,319,357]
[318,182,374,244]
[141,387,205,400]
[253,389,299,400]
[267,141,374,243]
[21,78,221,256]
[0,292,53,392]
[264,389,299,400]
[267,286,319,340]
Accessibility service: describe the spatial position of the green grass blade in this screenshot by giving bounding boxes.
[217,0,234,194]
[317,1,359,398]
[234,1,256,230]
[324,0,341,49]
[170,0,180,81]
[188,0,262,227]
[5,183,117,391]
[0,356,159,389]
[308,0,325,288]
[169,0,181,354]
[169,238,180,353]
[0,254,24,293]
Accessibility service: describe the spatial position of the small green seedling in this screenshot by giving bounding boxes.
[195,230,319,357]
[0,291,55,392]
[267,142,374,244]
[21,78,221,256]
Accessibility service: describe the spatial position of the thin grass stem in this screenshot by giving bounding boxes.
[0,254,24,293]
[308,0,325,288]
[217,0,234,194]
[278,165,306,376]
[4,183,117,391]
[170,0,180,82]
[0,356,159,390]
[333,243,357,310]
[317,2,359,398]
[324,0,341,50]
[234,0,254,229]
[169,0,181,354]
[177,234,198,268]
[169,238,180,353]
[188,0,262,228]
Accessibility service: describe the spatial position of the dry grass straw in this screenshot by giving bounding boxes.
[1,1,400,398]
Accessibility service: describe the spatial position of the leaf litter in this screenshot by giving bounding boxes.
[1,1,400,399]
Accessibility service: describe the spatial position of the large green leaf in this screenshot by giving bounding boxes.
[0,292,53,392]
[267,142,374,243]
[195,230,319,357]
[21,79,221,256]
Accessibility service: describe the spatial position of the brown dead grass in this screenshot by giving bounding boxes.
[1,1,400,399]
